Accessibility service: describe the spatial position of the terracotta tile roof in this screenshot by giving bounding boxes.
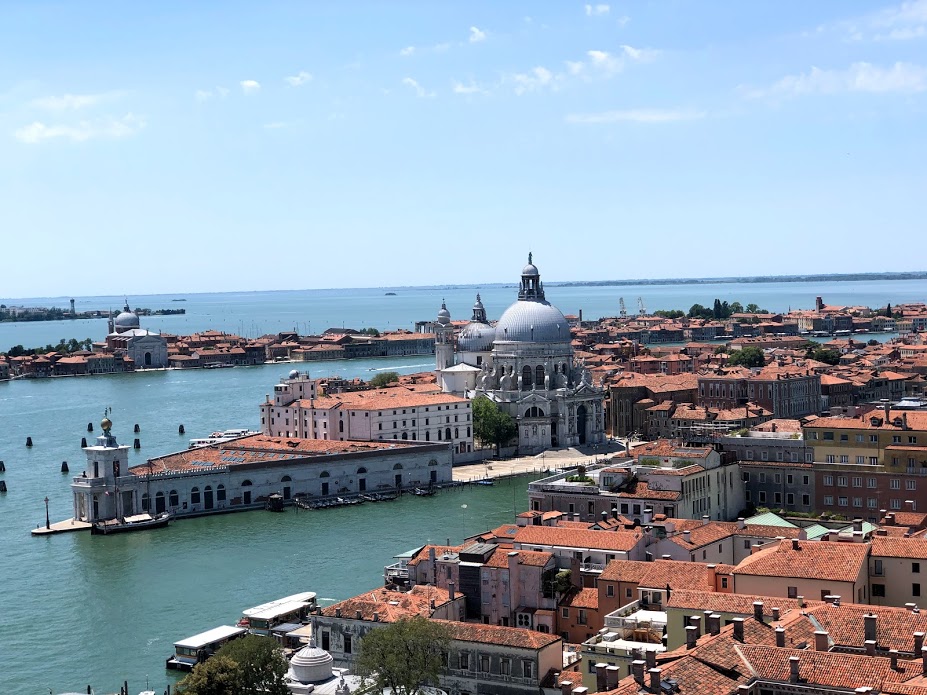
[483,548,553,568]
[295,387,469,412]
[561,587,598,609]
[599,559,732,592]
[615,480,682,501]
[321,585,452,622]
[132,434,434,475]
[406,544,462,567]
[665,589,825,616]
[435,619,561,650]
[871,536,927,560]
[733,539,869,583]
[513,526,643,553]
[806,602,927,654]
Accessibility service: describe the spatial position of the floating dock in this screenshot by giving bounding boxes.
[31,518,92,536]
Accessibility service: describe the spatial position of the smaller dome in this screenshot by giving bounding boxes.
[458,321,495,352]
[522,262,540,277]
[436,301,451,326]
[101,417,112,432]
[288,369,300,380]
[290,642,334,684]
[114,302,140,331]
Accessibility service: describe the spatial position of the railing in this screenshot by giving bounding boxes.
[384,562,410,579]
[71,477,108,488]
[581,562,606,572]
[443,667,535,686]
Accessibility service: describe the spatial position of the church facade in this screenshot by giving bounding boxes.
[436,256,605,454]
[102,301,168,369]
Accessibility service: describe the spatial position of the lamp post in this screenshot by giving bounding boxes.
[460,504,468,539]
[44,496,50,530]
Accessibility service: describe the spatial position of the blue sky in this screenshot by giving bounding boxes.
[1,1,926,297]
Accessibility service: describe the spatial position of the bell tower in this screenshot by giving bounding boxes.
[434,300,455,373]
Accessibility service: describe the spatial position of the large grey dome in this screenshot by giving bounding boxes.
[113,302,140,331]
[494,301,569,343]
[458,321,495,352]
[290,641,334,683]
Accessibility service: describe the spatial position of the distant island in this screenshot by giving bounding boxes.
[551,270,927,288]
[385,292,397,296]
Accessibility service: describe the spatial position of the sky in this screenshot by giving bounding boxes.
[1,1,927,298]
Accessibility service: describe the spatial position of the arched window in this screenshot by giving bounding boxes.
[401,432,408,440]
[445,427,452,441]
[467,426,471,437]
[217,484,226,502]
[169,490,179,508]
[357,467,368,475]
[535,365,545,386]
[522,365,533,390]
[425,431,430,441]
[281,475,292,483]
[454,428,459,438]
[241,479,252,486]
[437,430,442,441]
[393,463,403,470]
[320,471,330,478]
[190,487,201,504]
[429,459,439,466]
[141,493,150,511]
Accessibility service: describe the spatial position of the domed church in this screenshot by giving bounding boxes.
[103,300,168,369]
[435,255,605,453]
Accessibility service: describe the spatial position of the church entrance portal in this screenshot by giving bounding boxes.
[577,405,588,445]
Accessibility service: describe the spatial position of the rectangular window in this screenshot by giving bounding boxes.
[915,584,922,597]
[891,479,901,490]
[522,661,533,679]
[915,563,921,574]
[853,477,862,487]
[868,478,877,488]
[892,499,902,509]
[853,497,862,507]
[856,456,865,465]
[824,475,834,486]
[774,492,782,504]
[824,495,834,505]
[870,457,879,465]
[870,435,879,443]
[774,473,781,483]
[856,434,865,443]
[823,432,834,440]
[838,497,848,507]
[803,494,810,506]
[562,607,569,618]
[480,656,490,673]
[759,491,766,503]
[459,652,470,670]
[837,476,848,487]
[908,480,917,490]
[787,474,793,484]
[787,493,794,505]
[344,634,352,654]
[872,584,886,597]
[804,476,810,485]
[840,433,849,441]
[606,584,614,597]
[788,586,798,599]
[874,559,883,576]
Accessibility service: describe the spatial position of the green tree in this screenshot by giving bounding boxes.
[729,301,743,315]
[745,303,761,314]
[472,395,517,456]
[727,346,765,368]
[809,346,841,366]
[653,309,684,319]
[360,327,381,336]
[176,655,243,695]
[712,299,723,319]
[688,303,712,319]
[370,371,400,388]
[355,616,451,695]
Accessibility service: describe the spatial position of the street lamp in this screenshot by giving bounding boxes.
[44,496,50,530]
[460,504,468,539]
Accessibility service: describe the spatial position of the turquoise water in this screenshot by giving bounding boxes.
[0,357,540,694]
[2,278,926,692]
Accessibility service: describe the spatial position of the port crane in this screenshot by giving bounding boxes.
[638,297,646,316]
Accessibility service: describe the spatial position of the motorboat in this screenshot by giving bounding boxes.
[91,511,171,535]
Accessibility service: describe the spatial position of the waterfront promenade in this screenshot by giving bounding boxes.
[452,440,629,483]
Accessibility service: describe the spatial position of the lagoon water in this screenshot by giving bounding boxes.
[1,278,925,693]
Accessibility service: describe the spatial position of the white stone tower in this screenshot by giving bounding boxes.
[72,417,131,522]
[434,300,454,373]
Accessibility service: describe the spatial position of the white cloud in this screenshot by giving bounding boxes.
[615,15,630,27]
[469,26,487,43]
[31,93,115,110]
[746,61,927,99]
[621,44,659,62]
[400,46,415,56]
[240,80,261,95]
[14,113,146,143]
[452,80,488,95]
[511,66,557,95]
[872,0,927,39]
[195,86,230,102]
[284,71,312,87]
[585,4,610,16]
[566,108,706,124]
[401,77,435,98]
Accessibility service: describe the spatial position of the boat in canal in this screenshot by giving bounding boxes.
[165,624,248,671]
[91,511,172,535]
[237,591,318,636]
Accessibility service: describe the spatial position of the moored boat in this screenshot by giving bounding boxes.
[91,511,171,535]
[165,624,248,671]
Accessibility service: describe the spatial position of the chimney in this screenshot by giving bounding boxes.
[906,603,918,612]
[560,682,572,695]
[631,660,646,685]
[601,511,608,522]
[814,630,829,652]
[683,530,692,543]
[737,517,745,530]
[572,688,588,695]
[915,632,925,655]
[611,506,618,520]
[356,610,362,620]
[797,596,805,608]
[890,649,899,670]
[772,607,780,621]
[430,599,436,610]
[646,650,656,670]
[688,614,702,638]
[753,601,764,623]
[686,625,698,649]
[791,539,801,551]
[373,612,379,622]
[775,627,786,648]
[789,656,800,683]
[643,508,653,524]
[595,663,607,692]
[865,640,876,656]
[709,613,722,636]
[853,518,863,532]
[335,607,342,618]
[449,581,456,601]
[606,665,620,689]
[648,668,662,693]
[702,514,710,525]
[733,618,744,642]
[865,613,877,643]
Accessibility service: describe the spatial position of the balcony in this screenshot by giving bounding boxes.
[384,562,410,580]
[71,477,109,488]
[581,562,606,573]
